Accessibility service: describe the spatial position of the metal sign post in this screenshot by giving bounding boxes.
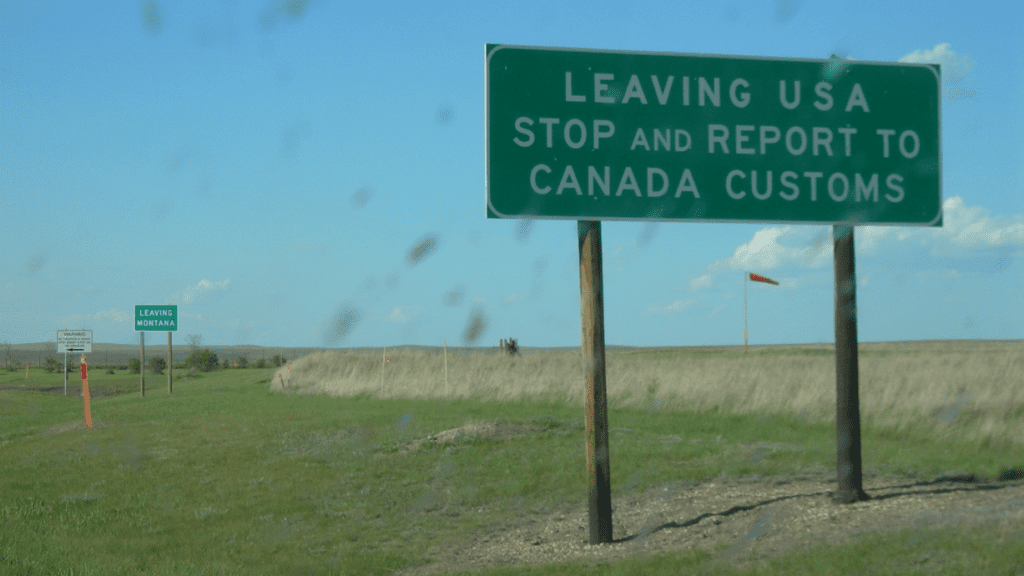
[57,330,92,396]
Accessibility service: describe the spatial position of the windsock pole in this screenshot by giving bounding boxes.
[743,272,748,354]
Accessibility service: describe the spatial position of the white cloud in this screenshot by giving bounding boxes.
[95,308,130,324]
[857,226,889,255]
[384,305,422,324]
[688,226,829,292]
[609,244,630,274]
[727,226,830,270]
[899,43,977,100]
[707,304,727,319]
[858,196,1024,255]
[941,197,1024,249]
[501,293,521,304]
[777,277,799,289]
[177,278,231,304]
[222,318,256,331]
[60,313,95,329]
[730,226,790,269]
[688,197,1020,293]
[644,298,696,316]
[690,273,713,291]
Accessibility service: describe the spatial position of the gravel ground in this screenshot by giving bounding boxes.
[399,471,1024,575]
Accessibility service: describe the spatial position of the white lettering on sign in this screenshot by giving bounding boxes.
[706,125,858,157]
[725,170,903,202]
[563,73,871,112]
[530,164,700,198]
[565,72,586,102]
[876,129,920,158]
[509,62,926,215]
[594,73,614,103]
[136,319,177,327]
[630,128,692,152]
[513,117,616,150]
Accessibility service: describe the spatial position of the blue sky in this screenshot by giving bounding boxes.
[2,0,1022,349]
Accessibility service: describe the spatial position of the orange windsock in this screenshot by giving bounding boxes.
[749,273,779,285]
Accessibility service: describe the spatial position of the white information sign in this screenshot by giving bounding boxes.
[57,329,93,353]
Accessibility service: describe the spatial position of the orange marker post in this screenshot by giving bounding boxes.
[80,355,92,429]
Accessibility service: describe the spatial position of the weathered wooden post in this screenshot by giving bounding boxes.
[167,331,173,394]
[833,224,870,503]
[578,220,612,544]
[140,331,146,397]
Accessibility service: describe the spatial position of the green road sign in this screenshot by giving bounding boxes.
[486,44,941,225]
[135,305,178,331]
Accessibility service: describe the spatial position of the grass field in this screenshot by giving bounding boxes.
[1,341,1022,575]
[278,340,1024,448]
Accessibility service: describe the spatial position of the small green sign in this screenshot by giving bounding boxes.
[135,305,178,331]
[486,44,941,225]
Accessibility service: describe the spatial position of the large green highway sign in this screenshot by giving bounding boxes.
[486,45,941,225]
[135,305,178,331]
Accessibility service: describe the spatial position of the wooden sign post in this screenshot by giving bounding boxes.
[832,225,870,503]
[578,220,612,544]
[140,331,146,397]
[167,331,173,394]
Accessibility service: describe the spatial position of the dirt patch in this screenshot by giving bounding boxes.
[399,473,1024,575]
[396,422,544,455]
[31,420,115,437]
[0,384,130,397]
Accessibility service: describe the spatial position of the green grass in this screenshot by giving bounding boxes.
[1,354,1022,575]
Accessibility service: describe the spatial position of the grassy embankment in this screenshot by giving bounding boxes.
[1,341,1021,575]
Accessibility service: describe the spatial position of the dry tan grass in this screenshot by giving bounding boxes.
[271,341,1023,446]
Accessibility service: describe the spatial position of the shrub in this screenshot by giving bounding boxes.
[44,357,61,373]
[184,349,219,373]
[148,356,167,374]
[235,356,248,369]
[128,358,141,374]
[254,358,267,369]
[3,342,15,371]
[271,354,287,367]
